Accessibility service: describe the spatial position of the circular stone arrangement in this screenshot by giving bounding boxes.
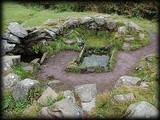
[2,15,150,73]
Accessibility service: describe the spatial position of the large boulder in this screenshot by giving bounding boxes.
[124,101,159,118]
[74,84,97,102]
[8,22,28,38]
[2,33,20,44]
[2,40,15,52]
[12,78,40,101]
[94,16,106,25]
[37,87,58,106]
[115,76,141,87]
[3,73,20,89]
[50,98,83,118]
[3,55,21,66]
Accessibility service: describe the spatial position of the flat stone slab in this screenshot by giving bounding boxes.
[115,76,141,87]
[8,22,28,38]
[81,54,109,69]
[51,98,83,118]
[75,83,97,102]
[113,93,135,103]
[124,101,159,118]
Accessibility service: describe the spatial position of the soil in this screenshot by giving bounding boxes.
[37,32,158,93]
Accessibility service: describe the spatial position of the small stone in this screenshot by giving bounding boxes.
[115,76,141,87]
[47,80,61,87]
[113,93,135,103]
[80,16,93,24]
[139,33,145,40]
[44,29,56,40]
[48,27,60,35]
[2,62,13,76]
[81,98,96,112]
[139,82,150,89]
[37,87,58,106]
[118,26,127,35]
[3,33,20,44]
[124,101,158,118]
[23,65,34,73]
[107,21,116,30]
[8,22,28,38]
[94,16,106,25]
[2,40,15,52]
[64,40,75,45]
[30,58,40,64]
[43,19,56,26]
[3,73,20,89]
[124,36,135,42]
[75,84,97,102]
[122,42,130,51]
[128,21,141,32]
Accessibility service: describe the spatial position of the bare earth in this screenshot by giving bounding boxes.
[37,32,158,93]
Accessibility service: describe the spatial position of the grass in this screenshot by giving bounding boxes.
[2,2,157,33]
[91,54,158,118]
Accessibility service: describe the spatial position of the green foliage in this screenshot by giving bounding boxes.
[46,93,65,106]
[27,85,43,103]
[12,65,32,80]
[108,47,117,70]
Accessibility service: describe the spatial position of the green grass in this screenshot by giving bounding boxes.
[2,2,157,33]
[92,53,158,118]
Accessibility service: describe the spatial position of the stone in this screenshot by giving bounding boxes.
[88,22,98,29]
[113,93,135,103]
[2,40,15,52]
[124,35,135,42]
[37,87,58,106]
[40,52,48,64]
[43,18,56,26]
[115,76,141,87]
[47,80,62,87]
[94,16,106,25]
[3,55,21,66]
[139,33,145,40]
[64,18,79,28]
[106,21,117,30]
[12,78,40,101]
[122,42,130,51]
[81,98,96,112]
[128,21,141,32]
[139,82,150,89]
[55,25,64,34]
[39,106,63,118]
[124,101,159,118]
[8,22,28,38]
[64,40,75,45]
[81,54,109,70]
[48,27,60,35]
[3,73,20,89]
[30,58,40,64]
[3,33,20,44]
[63,90,76,103]
[51,98,83,118]
[23,65,34,73]
[2,62,13,76]
[76,37,84,46]
[44,29,56,40]
[81,16,93,24]
[75,83,97,102]
[118,26,127,35]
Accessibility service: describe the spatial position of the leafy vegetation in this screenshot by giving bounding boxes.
[92,54,158,118]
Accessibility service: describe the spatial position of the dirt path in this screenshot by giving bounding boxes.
[37,32,158,93]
